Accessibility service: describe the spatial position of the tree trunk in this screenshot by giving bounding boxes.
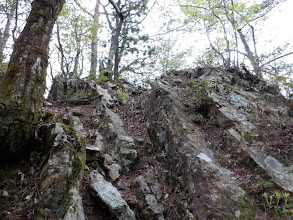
[106,25,116,80]
[73,45,81,77]
[89,0,100,80]
[0,0,16,64]
[106,16,123,80]
[210,7,230,69]
[114,48,123,79]
[56,22,66,77]
[113,23,128,78]
[106,0,124,80]
[73,18,81,77]
[0,0,65,160]
[237,28,261,77]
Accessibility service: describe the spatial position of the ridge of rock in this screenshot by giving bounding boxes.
[1,68,292,219]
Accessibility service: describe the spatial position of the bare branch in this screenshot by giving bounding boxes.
[260,52,293,68]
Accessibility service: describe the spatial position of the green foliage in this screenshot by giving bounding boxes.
[116,73,125,82]
[154,38,192,73]
[98,69,108,83]
[258,182,274,190]
[182,81,213,123]
[194,113,204,122]
[190,81,213,107]
[116,87,129,103]
[181,0,292,83]
[0,63,7,76]
[262,191,293,218]
[55,0,93,76]
[108,0,151,77]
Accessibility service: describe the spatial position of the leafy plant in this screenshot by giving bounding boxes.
[262,191,293,218]
[0,63,7,75]
[194,113,204,122]
[183,81,213,123]
[67,98,74,103]
[258,182,274,191]
[98,69,109,83]
[116,88,129,103]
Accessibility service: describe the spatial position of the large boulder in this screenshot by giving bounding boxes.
[37,115,86,219]
[89,170,136,220]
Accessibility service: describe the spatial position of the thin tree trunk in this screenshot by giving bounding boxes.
[248,24,261,78]
[0,0,65,160]
[89,0,100,79]
[73,18,81,77]
[237,28,260,77]
[108,16,124,80]
[73,47,80,77]
[56,22,66,77]
[114,48,123,79]
[205,20,226,66]
[12,0,19,42]
[73,48,80,77]
[113,37,121,79]
[106,0,124,80]
[113,21,128,78]
[0,0,16,64]
[106,25,117,80]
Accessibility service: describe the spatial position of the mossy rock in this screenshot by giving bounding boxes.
[244,133,253,144]
[37,114,86,218]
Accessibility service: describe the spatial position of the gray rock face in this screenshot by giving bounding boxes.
[89,171,136,220]
[63,188,85,220]
[150,69,293,201]
[192,70,293,193]
[132,171,165,220]
[104,106,138,172]
[23,72,291,219]
[146,76,256,219]
[107,163,122,181]
[38,115,86,219]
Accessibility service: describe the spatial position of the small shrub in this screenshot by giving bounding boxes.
[67,98,74,103]
[258,182,274,191]
[116,88,129,103]
[182,81,213,123]
[262,191,293,218]
[98,69,108,82]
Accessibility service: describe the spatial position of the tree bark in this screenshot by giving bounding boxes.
[0,0,65,160]
[0,0,16,64]
[73,17,81,77]
[106,0,124,80]
[237,28,261,77]
[56,22,66,77]
[89,0,100,80]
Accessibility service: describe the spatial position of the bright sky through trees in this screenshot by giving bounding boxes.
[143,0,293,62]
[1,0,293,94]
[259,0,293,56]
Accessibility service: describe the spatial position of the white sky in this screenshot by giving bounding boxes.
[259,0,293,56]
[142,0,293,66]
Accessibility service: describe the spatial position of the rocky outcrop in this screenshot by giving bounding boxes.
[37,114,86,219]
[185,68,293,192]
[146,75,255,219]
[89,171,136,220]
[145,68,293,218]
[40,77,139,219]
[131,170,165,220]
[1,69,292,219]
